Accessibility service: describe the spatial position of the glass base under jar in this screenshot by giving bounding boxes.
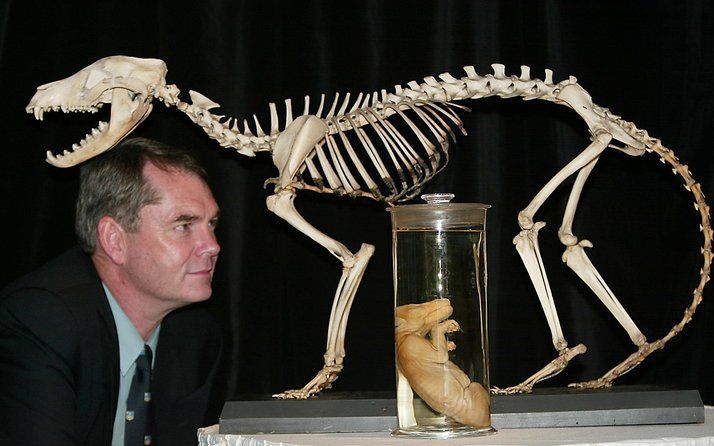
[392,424,496,438]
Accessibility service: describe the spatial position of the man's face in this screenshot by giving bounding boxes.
[122,162,220,309]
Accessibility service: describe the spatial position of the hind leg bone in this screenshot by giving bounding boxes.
[495,133,611,394]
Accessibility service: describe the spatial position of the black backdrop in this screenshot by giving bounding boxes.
[1,1,713,404]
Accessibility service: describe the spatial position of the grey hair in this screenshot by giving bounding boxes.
[75,137,208,253]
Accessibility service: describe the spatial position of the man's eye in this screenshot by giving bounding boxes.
[209,219,219,229]
[176,223,190,232]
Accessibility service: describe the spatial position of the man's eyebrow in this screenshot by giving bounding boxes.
[173,214,199,223]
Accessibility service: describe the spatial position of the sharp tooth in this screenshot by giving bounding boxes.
[80,138,86,146]
[46,150,57,161]
[33,108,40,120]
[99,121,108,130]
[72,143,80,151]
[63,150,71,156]
[92,128,100,136]
[61,105,68,112]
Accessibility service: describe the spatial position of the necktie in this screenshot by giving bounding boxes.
[125,345,154,445]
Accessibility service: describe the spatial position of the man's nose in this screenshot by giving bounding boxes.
[197,227,221,256]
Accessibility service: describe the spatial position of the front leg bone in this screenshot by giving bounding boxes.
[267,189,375,399]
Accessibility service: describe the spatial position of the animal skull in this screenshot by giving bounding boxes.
[26,55,177,167]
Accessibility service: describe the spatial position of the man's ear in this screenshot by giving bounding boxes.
[96,216,127,265]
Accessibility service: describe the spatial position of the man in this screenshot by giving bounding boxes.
[0,137,224,445]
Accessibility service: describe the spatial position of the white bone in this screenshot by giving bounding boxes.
[336,92,351,117]
[520,65,531,80]
[463,65,479,79]
[423,76,439,86]
[349,92,364,113]
[358,109,410,188]
[314,143,342,190]
[253,114,266,137]
[492,63,506,78]
[438,72,458,83]
[242,119,253,136]
[325,93,340,119]
[323,133,354,192]
[334,119,378,191]
[269,103,279,135]
[189,90,220,110]
[284,99,293,127]
[407,80,421,91]
[302,95,310,116]
[315,94,326,118]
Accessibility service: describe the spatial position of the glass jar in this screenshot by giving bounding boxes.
[388,193,495,438]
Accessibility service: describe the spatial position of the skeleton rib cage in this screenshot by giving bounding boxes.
[287,97,465,203]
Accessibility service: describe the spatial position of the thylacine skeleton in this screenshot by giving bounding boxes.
[27,56,711,398]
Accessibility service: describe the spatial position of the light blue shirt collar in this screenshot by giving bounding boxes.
[103,284,160,376]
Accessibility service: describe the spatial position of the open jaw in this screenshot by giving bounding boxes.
[26,89,154,168]
[30,102,106,162]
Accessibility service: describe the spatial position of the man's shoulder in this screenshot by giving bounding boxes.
[1,246,103,312]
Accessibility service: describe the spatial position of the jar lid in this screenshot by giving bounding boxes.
[387,193,490,230]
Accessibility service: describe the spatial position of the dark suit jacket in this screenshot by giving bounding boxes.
[0,247,224,445]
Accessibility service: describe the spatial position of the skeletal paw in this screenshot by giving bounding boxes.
[568,378,612,390]
[491,383,533,395]
[272,364,343,400]
[491,344,587,395]
[273,388,319,399]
